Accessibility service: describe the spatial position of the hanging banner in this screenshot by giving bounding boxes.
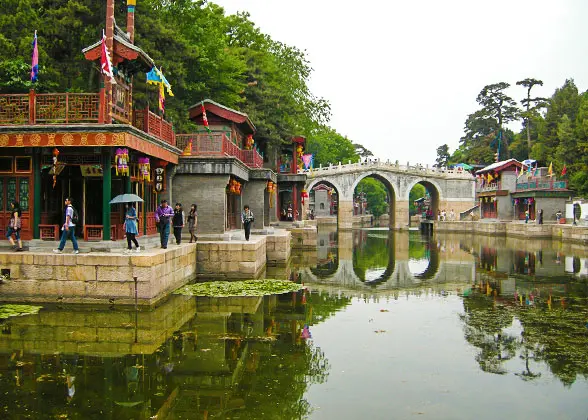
[80,165,103,177]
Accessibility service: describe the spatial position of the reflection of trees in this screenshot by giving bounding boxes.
[461,296,517,374]
[461,291,588,386]
[307,290,352,325]
[353,232,395,283]
[517,306,588,386]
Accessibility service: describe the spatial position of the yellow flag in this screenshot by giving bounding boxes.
[487,173,493,183]
[548,162,553,177]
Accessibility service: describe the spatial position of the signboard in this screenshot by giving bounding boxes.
[154,167,165,193]
[80,165,103,177]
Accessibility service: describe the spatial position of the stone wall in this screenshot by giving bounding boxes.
[266,230,292,266]
[0,295,196,356]
[196,237,266,279]
[435,220,588,244]
[291,226,318,250]
[173,174,229,234]
[0,245,197,305]
[241,180,267,230]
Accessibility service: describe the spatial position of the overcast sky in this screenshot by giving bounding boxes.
[215,0,588,165]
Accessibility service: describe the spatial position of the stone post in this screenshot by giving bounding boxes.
[242,180,267,230]
[395,200,410,230]
[338,200,354,230]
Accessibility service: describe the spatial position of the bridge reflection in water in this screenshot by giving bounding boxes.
[303,227,476,292]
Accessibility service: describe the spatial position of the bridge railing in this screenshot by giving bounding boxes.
[300,159,473,178]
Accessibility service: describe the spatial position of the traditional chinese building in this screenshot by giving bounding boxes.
[174,99,276,234]
[0,0,178,241]
[476,159,572,221]
[276,136,307,221]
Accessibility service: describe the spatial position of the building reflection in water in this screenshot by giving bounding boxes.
[0,288,348,419]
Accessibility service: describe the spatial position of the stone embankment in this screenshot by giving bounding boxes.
[435,221,588,243]
[0,244,197,305]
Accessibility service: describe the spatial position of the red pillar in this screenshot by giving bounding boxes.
[104,0,115,124]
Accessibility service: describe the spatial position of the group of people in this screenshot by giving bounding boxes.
[7,197,257,253]
[437,209,456,221]
[155,200,198,249]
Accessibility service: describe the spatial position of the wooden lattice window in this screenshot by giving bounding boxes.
[0,157,13,173]
[6,178,16,208]
[19,178,29,211]
[15,157,32,173]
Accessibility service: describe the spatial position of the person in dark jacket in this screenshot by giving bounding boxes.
[241,205,254,241]
[172,203,185,245]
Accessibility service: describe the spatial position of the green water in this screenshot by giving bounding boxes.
[1,229,587,419]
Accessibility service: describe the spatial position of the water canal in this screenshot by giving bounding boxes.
[1,229,587,419]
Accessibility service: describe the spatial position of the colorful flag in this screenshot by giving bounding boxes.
[515,167,518,178]
[547,162,553,177]
[31,31,38,82]
[100,31,116,84]
[487,173,493,183]
[301,154,314,170]
[561,163,567,176]
[201,103,211,133]
[158,83,165,113]
[146,66,173,96]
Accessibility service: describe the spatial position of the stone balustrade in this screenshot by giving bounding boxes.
[301,159,473,179]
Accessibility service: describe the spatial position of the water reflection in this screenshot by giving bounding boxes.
[1,231,588,418]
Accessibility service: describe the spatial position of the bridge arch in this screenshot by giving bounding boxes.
[405,178,443,225]
[350,171,397,229]
[307,178,342,220]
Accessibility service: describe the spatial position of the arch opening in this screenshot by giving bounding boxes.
[351,173,396,229]
[308,180,339,222]
[408,180,441,227]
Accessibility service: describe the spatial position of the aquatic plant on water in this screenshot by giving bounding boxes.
[174,279,303,297]
[0,304,43,319]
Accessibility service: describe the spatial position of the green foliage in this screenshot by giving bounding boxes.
[409,184,426,214]
[0,304,42,319]
[0,0,330,148]
[306,126,359,167]
[435,144,450,168]
[356,177,388,218]
[174,279,303,297]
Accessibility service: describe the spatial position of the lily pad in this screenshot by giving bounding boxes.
[174,279,303,297]
[0,304,43,319]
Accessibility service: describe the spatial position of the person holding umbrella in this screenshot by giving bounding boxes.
[124,203,140,253]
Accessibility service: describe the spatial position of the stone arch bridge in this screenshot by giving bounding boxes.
[303,160,475,229]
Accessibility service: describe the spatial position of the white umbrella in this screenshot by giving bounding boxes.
[109,193,144,204]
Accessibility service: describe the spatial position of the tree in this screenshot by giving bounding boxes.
[353,143,373,159]
[435,144,450,168]
[476,82,520,161]
[306,126,359,167]
[516,78,548,156]
[355,178,388,218]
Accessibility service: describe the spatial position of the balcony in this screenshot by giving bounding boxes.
[476,182,500,193]
[176,133,263,169]
[516,177,568,192]
[0,91,176,147]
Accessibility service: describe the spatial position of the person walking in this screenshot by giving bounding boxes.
[538,209,543,225]
[124,203,140,253]
[53,197,80,254]
[241,205,254,241]
[6,201,23,252]
[525,209,530,224]
[155,199,174,249]
[172,203,185,245]
[187,204,198,243]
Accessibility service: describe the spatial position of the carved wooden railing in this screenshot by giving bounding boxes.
[176,133,263,168]
[133,107,176,147]
[0,91,101,125]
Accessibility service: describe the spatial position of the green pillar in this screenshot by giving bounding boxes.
[102,148,112,240]
[143,180,147,236]
[124,175,131,194]
[32,150,41,239]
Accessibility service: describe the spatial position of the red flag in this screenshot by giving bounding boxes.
[201,103,211,133]
[561,164,567,176]
[100,32,116,84]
